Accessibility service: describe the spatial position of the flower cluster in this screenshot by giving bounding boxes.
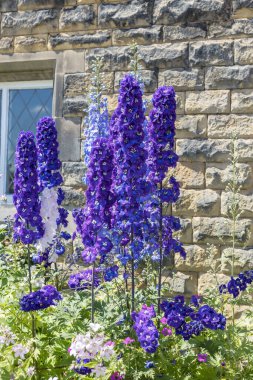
[0,326,16,346]
[81,138,114,264]
[132,305,159,353]
[68,269,100,290]
[19,285,62,312]
[36,117,62,189]
[147,86,178,184]
[69,324,117,378]
[83,58,109,180]
[219,270,253,298]
[13,131,44,244]
[104,265,119,282]
[109,74,150,263]
[161,296,226,341]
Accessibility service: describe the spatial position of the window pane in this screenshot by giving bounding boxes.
[6,88,53,194]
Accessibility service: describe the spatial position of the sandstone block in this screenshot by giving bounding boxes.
[61,186,85,208]
[49,31,111,50]
[173,162,205,189]
[164,25,206,41]
[138,43,188,69]
[85,46,131,72]
[185,91,230,114]
[198,272,230,294]
[192,217,252,244]
[0,37,13,53]
[162,271,198,295]
[112,26,161,46]
[221,191,253,218]
[221,247,253,274]
[1,0,18,11]
[231,90,253,113]
[233,0,253,18]
[64,72,114,97]
[173,189,220,217]
[14,34,47,52]
[107,94,119,113]
[180,219,193,244]
[205,65,253,89]
[115,70,157,93]
[235,39,253,65]
[208,114,253,138]
[175,245,220,272]
[59,5,96,32]
[235,139,253,161]
[1,9,59,36]
[189,40,233,66]
[18,0,64,10]
[175,92,185,115]
[153,0,229,25]
[56,117,81,162]
[63,96,87,117]
[206,163,253,190]
[176,139,231,162]
[62,162,86,187]
[176,115,207,138]
[208,19,253,38]
[98,0,150,28]
[159,69,204,91]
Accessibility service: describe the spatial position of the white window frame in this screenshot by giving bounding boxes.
[0,80,53,201]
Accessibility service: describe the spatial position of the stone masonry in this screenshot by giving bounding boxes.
[0,0,253,298]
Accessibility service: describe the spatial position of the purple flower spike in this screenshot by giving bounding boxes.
[13,131,44,244]
[36,117,62,190]
[19,285,62,311]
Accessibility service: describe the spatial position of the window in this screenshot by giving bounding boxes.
[0,80,53,197]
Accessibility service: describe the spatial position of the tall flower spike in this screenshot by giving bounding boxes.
[36,116,68,262]
[83,58,109,182]
[81,137,114,264]
[13,131,44,244]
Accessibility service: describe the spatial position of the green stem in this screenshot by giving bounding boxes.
[157,182,163,318]
[91,261,96,323]
[131,224,135,313]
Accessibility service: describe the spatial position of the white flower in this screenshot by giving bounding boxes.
[92,365,107,378]
[0,326,16,346]
[48,377,58,380]
[90,323,102,332]
[27,367,35,377]
[100,345,115,360]
[12,344,29,360]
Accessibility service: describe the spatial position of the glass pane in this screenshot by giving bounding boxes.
[6,88,53,194]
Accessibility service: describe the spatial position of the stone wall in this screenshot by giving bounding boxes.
[0,0,253,297]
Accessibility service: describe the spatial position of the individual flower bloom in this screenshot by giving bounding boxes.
[101,343,115,360]
[110,372,124,380]
[145,361,155,369]
[55,243,65,256]
[90,323,103,332]
[123,337,135,345]
[227,277,240,298]
[104,265,119,282]
[27,367,35,377]
[160,316,167,325]
[48,377,58,380]
[68,269,100,291]
[167,311,185,329]
[19,285,62,312]
[161,327,172,336]
[12,344,29,360]
[92,364,107,378]
[190,295,202,308]
[198,354,208,363]
[60,231,71,240]
[219,284,227,294]
[73,359,92,375]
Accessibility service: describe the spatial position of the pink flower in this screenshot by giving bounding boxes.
[123,337,135,345]
[160,317,167,324]
[105,341,115,347]
[198,354,208,363]
[161,327,172,336]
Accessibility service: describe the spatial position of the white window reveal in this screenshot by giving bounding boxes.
[0,80,53,198]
